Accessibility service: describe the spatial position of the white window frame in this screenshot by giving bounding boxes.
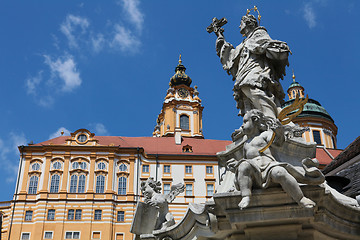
[21,232,31,240]
[44,231,54,239]
[92,231,101,239]
[65,231,81,239]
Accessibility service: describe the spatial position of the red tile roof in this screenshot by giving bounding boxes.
[323,136,360,174]
[34,136,343,164]
[316,147,342,166]
[35,136,232,156]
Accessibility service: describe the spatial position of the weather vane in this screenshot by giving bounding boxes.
[246,6,261,25]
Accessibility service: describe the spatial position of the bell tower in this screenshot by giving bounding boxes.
[153,55,204,141]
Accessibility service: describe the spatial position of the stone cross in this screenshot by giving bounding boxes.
[206,17,227,35]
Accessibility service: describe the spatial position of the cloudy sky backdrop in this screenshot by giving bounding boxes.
[0,0,359,200]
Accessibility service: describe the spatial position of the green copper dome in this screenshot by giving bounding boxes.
[282,98,334,122]
[288,81,303,90]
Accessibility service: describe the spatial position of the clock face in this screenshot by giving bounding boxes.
[178,88,189,98]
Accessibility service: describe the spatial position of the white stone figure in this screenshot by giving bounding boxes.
[226,110,323,209]
[210,14,290,119]
[141,177,185,231]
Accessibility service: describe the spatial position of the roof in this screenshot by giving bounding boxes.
[288,81,303,90]
[282,98,334,122]
[322,136,360,174]
[33,135,341,165]
[316,147,342,166]
[34,136,232,156]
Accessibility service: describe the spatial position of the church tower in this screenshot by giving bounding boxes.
[282,72,338,148]
[153,56,204,142]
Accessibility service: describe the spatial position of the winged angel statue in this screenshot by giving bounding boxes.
[140,177,185,231]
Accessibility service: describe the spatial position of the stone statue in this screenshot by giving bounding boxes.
[139,177,185,231]
[226,110,324,209]
[208,14,291,119]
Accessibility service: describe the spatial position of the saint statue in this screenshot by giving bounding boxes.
[209,14,291,119]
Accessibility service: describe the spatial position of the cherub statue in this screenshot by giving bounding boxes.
[141,177,185,231]
[226,110,324,209]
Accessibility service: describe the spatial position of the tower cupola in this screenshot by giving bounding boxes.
[169,55,192,87]
[153,55,203,140]
[287,71,305,99]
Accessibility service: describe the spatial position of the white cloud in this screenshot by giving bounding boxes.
[111,24,141,52]
[60,15,90,48]
[44,54,82,92]
[0,132,27,183]
[91,33,105,53]
[303,3,317,29]
[49,127,71,140]
[26,70,43,95]
[118,0,144,31]
[90,123,109,136]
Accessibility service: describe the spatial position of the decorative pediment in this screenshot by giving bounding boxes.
[66,129,99,146]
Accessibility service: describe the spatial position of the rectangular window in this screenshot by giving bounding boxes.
[313,130,322,145]
[117,211,125,222]
[118,177,127,195]
[142,164,149,173]
[185,184,193,196]
[94,210,102,220]
[164,165,170,173]
[21,233,30,240]
[68,209,75,220]
[65,232,80,239]
[44,231,53,239]
[47,209,55,220]
[25,211,33,221]
[75,209,82,220]
[185,165,192,174]
[206,166,213,174]
[73,232,80,239]
[116,233,124,240]
[164,184,170,195]
[92,232,101,239]
[96,175,105,193]
[207,184,214,196]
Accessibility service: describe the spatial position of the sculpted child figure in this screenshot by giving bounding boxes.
[141,178,185,231]
[227,110,316,209]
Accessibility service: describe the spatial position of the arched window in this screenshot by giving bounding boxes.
[78,175,86,193]
[70,175,78,193]
[72,162,79,169]
[53,161,62,170]
[97,162,106,170]
[180,115,189,130]
[80,162,87,170]
[118,177,127,195]
[50,174,60,193]
[28,176,38,194]
[31,163,40,171]
[96,175,105,193]
[119,163,127,172]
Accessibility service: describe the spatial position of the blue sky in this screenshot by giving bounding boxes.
[0,0,359,201]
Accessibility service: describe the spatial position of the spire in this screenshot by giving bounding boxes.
[169,55,192,87]
[292,69,296,82]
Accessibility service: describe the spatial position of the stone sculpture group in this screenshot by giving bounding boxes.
[131,8,360,240]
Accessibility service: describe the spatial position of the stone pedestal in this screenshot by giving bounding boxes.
[144,185,360,240]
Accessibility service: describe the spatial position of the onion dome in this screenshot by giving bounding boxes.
[170,55,192,87]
